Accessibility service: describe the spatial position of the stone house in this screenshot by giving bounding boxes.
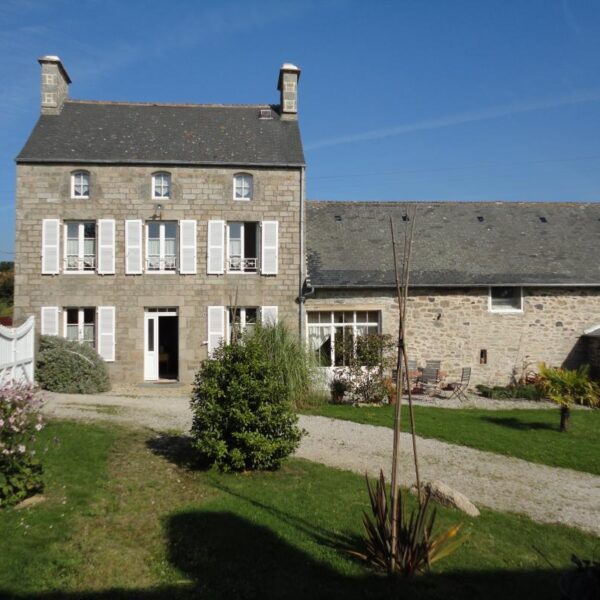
[13,56,600,386]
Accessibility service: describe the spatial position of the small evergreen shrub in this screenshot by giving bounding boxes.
[36,336,111,394]
[0,384,44,508]
[190,332,303,472]
[476,383,544,401]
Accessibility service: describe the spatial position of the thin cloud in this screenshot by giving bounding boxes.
[305,89,600,150]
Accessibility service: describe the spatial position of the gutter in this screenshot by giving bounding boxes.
[309,282,600,289]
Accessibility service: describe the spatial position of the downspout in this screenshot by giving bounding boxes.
[299,166,305,340]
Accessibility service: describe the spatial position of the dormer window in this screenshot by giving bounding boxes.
[233,173,253,201]
[152,172,171,199]
[71,171,90,199]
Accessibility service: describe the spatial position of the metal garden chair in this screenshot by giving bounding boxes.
[443,367,471,402]
[417,361,442,397]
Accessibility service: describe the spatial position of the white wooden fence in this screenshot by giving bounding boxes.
[0,316,35,385]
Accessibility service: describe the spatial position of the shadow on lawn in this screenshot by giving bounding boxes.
[145,433,210,471]
[480,415,558,432]
[2,510,563,600]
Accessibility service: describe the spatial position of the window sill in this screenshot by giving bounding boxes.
[145,271,178,275]
[63,271,97,275]
[488,308,524,314]
[70,196,90,200]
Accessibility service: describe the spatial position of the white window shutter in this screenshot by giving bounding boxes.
[261,306,278,326]
[179,220,197,274]
[207,306,225,357]
[97,306,115,362]
[97,219,115,275]
[125,220,143,274]
[261,221,278,275]
[41,306,59,336]
[41,219,60,274]
[207,220,225,274]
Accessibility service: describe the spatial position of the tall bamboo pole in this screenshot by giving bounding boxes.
[389,208,419,572]
[389,217,404,572]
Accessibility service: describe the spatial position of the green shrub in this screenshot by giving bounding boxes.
[476,383,544,401]
[36,336,111,394]
[0,384,44,508]
[190,331,303,472]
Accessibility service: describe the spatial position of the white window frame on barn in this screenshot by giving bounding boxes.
[152,172,171,199]
[71,171,90,199]
[307,310,381,367]
[64,307,96,346]
[64,221,96,273]
[233,173,253,201]
[488,287,523,313]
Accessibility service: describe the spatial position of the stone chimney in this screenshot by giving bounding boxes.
[277,63,300,120]
[38,55,71,115]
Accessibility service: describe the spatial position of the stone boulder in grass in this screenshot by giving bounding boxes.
[36,335,111,394]
[410,480,480,517]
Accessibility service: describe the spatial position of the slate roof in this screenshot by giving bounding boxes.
[306,200,600,287]
[16,100,305,167]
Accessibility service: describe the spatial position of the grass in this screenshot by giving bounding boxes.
[303,403,600,475]
[0,421,598,599]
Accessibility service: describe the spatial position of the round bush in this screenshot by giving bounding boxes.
[36,336,111,394]
[190,335,303,472]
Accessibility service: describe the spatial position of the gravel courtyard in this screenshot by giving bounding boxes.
[42,390,600,536]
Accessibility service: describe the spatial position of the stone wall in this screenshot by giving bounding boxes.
[306,287,600,386]
[14,164,302,384]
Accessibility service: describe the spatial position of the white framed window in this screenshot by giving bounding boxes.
[227,307,258,342]
[64,221,96,272]
[227,222,259,272]
[152,172,171,199]
[307,310,381,367]
[71,171,90,199]
[146,221,177,272]
[64,307,96,346]
[489,287,523,313]
[233,173,253,201]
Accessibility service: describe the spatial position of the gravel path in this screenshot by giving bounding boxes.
[42,391,600,536]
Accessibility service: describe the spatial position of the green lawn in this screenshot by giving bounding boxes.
[303,403,600,475]
[0,421,598,599]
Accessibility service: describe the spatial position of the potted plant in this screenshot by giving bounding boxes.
[331,375,349,404]
[382,376,397,405]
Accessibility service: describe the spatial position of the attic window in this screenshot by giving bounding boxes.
[477,216,484,222]
[233,173,253,201]
[335,215,342,222]
[489,287,523,313]
[539,216,547,223]
[71,171,90,199]
[259,108,272,120]
[152,172,171,199]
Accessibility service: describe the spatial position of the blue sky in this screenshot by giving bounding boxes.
[1,0,600,255]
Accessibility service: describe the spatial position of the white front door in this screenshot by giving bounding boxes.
[144,312,159,380]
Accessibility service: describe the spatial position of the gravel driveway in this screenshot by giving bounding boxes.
[42,391,600,536]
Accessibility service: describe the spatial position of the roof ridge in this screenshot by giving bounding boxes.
[65,99,277,109]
